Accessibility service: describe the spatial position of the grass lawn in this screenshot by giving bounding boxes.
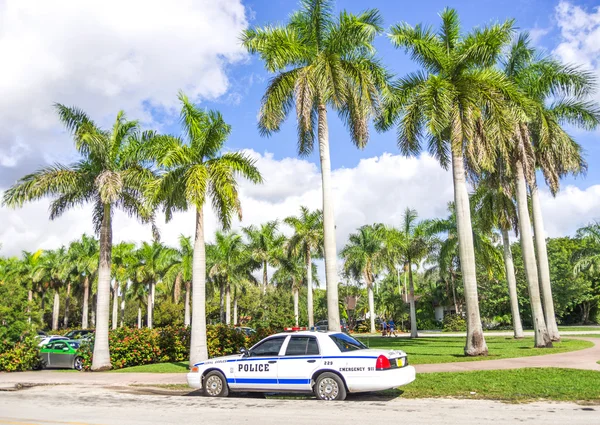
[111,362,188,373]
[399,368,600,403]
[356,336,592,365]
[572,334,600,338]
[558,326,600,332]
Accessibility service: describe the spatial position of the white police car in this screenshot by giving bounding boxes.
[187,330,416,401]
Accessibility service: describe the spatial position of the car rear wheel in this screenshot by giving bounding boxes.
[314,372,346,401]
[74,357,83,371]
[203,371,229,397]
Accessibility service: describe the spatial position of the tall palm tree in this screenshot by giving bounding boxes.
[67,234,99,329]
[148,92,262,365]
[242,0,389,332]
[377,9,520,355]
[34,248,68,330]
[243,221,286,294]
[284,207,324,327]
[341,224,384,333]
[386,208,434,338]
[472,172,524,339]
[111,242,135,330]
[503,33,600,343]
[272,251,306,327]
[3,106,156,370]
[164,235,194,326]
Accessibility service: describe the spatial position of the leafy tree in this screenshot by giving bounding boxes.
[148,93,262,365]
[284,207,323,327]
[341,224,384,333]
[378,8,518,355]
[242,0,389,332]
[3,106,156,370]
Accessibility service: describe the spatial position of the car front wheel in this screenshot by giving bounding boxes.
[74,357,83,371]
[203,371,229,397]
[314,373,347,401]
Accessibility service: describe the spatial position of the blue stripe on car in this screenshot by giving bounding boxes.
[195,355,378,367]
[227,378,311,385]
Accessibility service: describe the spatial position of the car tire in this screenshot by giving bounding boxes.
[74,357,84,371]
[203,371,229,397]
[314,372,346,401]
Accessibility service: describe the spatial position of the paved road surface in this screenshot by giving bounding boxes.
[0,385,598,425]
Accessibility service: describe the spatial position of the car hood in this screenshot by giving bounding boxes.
[356,348,408,359]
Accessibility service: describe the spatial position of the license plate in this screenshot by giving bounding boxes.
[396,358,402,367]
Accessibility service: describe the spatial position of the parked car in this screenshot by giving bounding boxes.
[314,319,349,333]
[37,335,69,347]
[187,330,415,400]
[39,340,84,370]
[64,329,94,341]
[235,327,256,337]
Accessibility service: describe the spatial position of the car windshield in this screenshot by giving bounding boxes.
[329,333,367,352]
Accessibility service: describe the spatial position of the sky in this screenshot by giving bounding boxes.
[1,0,600,264]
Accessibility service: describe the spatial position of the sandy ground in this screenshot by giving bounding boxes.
[0,384,598,425]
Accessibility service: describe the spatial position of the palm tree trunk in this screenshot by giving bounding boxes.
[27,290,33,324]
[233,296,238,326]
[450,272,458,315]
[367,281,375,334]
[450,146,488,355]
[52,290,60,331]
[137,306,142,328]
[225,283,231,325]
[318,104,341,332]
[184,281,191,327]
[174,272,182,303]
[189,206,209,366]
[120,289,126,328]
[92,203,112,371]
[91,294,96,328]
[408,263,418,338]
[262,261,268,295]
[112,281,118,330]
[501,228,524,339]
[147,283,154,329]
[82,276,89,329]
[514,160,552,348]
[63,282,71,328]
[293,285,299,327]
[219,284,224,323]
[306,250,314,328]
[530,183,560,341]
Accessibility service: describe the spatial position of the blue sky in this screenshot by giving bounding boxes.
[188,0,600,186]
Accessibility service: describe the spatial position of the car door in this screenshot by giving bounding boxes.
[48,341,69,368]
[39,343,52,367]
[277,336,321,391]
[232,336,287,391]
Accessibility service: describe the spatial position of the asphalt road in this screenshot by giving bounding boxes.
[0,385,597,425]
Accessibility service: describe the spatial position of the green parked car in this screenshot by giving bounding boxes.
[39,340,84,370]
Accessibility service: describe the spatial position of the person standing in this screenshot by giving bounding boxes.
[381,318,388,337]
[388,318,397,337]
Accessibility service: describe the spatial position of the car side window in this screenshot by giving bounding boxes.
[44,342,54,350]
[250,337,286,357]
[53,342,66,350]
[284,336,320,356]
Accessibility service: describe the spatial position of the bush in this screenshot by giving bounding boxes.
[417,319,442,331]
[157,325,190,362]
[0,337,42,372]
[207,324,247,357]
[442,314,467,332]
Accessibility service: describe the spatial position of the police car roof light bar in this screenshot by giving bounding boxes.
[284,327,308,332]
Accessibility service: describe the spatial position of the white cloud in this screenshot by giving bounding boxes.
[0,0,248,184]
[538,184,600,237]
[553,1,600,102]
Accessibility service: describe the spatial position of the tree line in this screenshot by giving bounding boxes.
[1,0,599,366]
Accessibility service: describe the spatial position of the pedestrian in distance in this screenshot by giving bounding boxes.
[381,318,388,337]
[388,318,397,337]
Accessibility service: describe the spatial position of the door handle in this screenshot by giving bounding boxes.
[307,360,316,363]
[268,360,277,364]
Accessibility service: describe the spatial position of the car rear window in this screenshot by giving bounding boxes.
[329,333,367,352]
[285,336,319,356]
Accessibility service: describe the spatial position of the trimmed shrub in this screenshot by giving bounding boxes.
[442,314,467,332]
[206,324,247,357]
[158,325,190,362]
[0,337,42,372]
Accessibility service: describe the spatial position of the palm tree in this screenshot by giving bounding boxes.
[472,172,524,339]
[3,106,156,370]
[164,235,194,326]
[34,248,68,330]
[67,234,99,329]
[10,250,43,324]
[284,207,324,327]
[111,242,135,330]
[242,0,389,332]
[503,33,600,342]
[272,251,306,327]
[377,9,520,355]
[341,224,384,333]
[386,208,434,338]
[243,221,286,295]
[148,92,262,365]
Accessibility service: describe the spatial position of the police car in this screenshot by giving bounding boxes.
[187,329,416,401]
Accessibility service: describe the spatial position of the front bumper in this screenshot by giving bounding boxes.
[345,365,416,393]
[187,372,202,389]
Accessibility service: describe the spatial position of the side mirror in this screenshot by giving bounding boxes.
[239,347,249,357]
